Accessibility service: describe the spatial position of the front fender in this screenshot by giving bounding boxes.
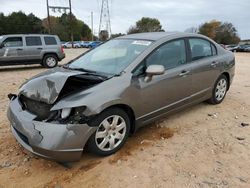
[51,93,124,116]
[51,74,133,116]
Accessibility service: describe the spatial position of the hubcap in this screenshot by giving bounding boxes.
[95,115,126,151]
[46,57,56,67]
[215,78,227,101]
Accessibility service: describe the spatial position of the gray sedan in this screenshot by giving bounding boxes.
[7,32,235,162]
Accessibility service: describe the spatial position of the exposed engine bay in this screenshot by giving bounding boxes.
[15,68,106,124]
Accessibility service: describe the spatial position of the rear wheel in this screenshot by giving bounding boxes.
[42,54,58,68]
[87,108,130,156]
[207,74,228,104]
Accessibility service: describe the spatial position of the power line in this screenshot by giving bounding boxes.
[46,0,73,46]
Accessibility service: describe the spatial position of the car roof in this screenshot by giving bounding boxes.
[117,32,208,41]
[0,34,58,38]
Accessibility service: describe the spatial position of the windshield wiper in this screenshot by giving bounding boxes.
[63,65,96,73]
[63,65,109,79]
[69,67,97,73]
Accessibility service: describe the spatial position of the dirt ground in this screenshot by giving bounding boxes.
[0,50,249,188]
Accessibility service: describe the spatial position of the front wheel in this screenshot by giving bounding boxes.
[87,108,130,156]
[207,74,228,104]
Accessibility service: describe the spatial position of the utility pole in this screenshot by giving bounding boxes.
[46,0,73,46]
[69,0,73,48]
[46,0,51,34]
[91,12,94,41]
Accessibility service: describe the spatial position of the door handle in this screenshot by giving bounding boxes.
[179,70,190,77]
[211,61,219,68]
[16,48,23,51]
[37,48,43,50]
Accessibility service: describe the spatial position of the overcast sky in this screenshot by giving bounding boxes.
[1,0,249,39]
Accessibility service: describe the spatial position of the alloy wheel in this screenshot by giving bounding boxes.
[46,57,56,67]
[215,78,227,101]
[95,115,126,151]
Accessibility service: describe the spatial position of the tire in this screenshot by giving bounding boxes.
[207,74,228,105]
[87,108,131,156]
[42,54,58,68]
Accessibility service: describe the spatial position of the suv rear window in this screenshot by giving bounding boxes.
[44,37,57,45]
[25,36,42,46]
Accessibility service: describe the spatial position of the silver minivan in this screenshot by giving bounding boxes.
[0,34,65,68]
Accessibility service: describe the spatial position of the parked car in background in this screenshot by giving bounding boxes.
[86,41,102,48]
[235,44,250,52]
[60,41,66,45]
[225,44,238,52]
[245,46,250,52]
[73,41,81,48]
[7,32,235,162]
[62,41,81,48]
[62,42,72,48]
[81,41,91,48]
[0,34,65,68]
[219,44,226,49]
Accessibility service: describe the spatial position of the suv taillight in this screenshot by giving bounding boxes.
[61,45,64,53]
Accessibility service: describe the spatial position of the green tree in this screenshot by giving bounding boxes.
[42,13,92,41]
[0,11,44,34]
[199,20,240,44]
[0,13,5,34]
[215,22,240,44]
[27,13,44,33]
[127,17,164,34]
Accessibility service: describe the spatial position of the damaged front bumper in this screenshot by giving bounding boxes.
[7,97,97,162]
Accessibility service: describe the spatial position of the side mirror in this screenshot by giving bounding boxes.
[144,65,165,82]
[0,43,3,49]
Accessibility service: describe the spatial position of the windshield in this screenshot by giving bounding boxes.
[68,39,152,75]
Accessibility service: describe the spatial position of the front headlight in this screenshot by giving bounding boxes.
[61,108,72,119]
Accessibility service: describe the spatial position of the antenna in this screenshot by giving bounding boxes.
[98,0,112,40]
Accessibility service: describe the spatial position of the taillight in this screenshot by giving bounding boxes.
[61,45,64,53]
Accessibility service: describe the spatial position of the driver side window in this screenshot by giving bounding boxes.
[145,39,187,70]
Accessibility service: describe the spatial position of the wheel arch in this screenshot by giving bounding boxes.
[43,53,59,61]
[101,104,136,134]
[221,72,230,90]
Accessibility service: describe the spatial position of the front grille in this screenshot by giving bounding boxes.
[19,95,52,120]
[13,127,30,146]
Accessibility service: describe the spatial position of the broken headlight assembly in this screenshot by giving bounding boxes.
[47,106,91,124]
[61,108,72,119]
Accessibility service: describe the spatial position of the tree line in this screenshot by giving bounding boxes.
[0,12,241,44]
[127,17,241,45]
[0,11,91,41]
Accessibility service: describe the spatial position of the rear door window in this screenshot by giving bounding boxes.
[44,37,57,45]
[25,36,42,46]
[2,37,23,47]
[189,38,213,61]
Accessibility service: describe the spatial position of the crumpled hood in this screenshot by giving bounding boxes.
[19,67,103,104]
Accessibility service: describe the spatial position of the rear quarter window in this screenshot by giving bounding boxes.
[211,43,217,55]
[189,38,213,61]
[26,36,42,46]
[44,37,57,45]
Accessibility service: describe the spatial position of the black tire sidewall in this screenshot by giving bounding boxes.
[87,108,131,156]
[43,55,58,68]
